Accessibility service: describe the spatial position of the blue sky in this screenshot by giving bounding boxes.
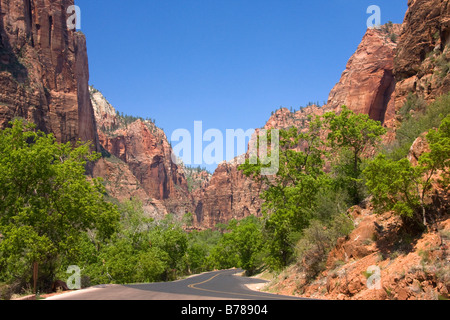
[76,0,408,172]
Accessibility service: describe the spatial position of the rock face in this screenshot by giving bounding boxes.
[90,87,193,218]
[394,0,450,82]
[0,0,99,150]
[327,24,401,123]
[192,156,263,228]
[386,0,450,125]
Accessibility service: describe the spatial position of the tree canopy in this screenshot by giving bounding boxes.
[0,119,120,289]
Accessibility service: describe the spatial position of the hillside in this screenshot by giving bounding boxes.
[261,129,449,299]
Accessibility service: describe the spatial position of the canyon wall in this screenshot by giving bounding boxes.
[0,0,99,149]
[385,0,450,127]
[327,24,401,123]
[90,87,194,219]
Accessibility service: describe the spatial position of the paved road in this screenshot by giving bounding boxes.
[46,269,306,300]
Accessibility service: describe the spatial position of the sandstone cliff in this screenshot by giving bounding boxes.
[90,87,193,219]
[0,0,99,150]
[385,0,450,127]
[192,156,263,228]
[327,24,401,123]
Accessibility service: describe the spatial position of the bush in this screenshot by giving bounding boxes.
[295,214,354,280]
[0,283,11,300]
[398,93,426,120]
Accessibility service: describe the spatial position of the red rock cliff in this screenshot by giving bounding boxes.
[327,24,401,123]
[90,87,193,218]
[385,0,450,126]
[0,0,99,149]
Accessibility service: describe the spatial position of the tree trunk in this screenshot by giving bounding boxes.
[33,262,38,295]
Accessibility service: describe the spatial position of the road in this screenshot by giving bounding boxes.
[45,269,306,300]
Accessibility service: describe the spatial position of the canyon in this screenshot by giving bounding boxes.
[0,0,449,230]
[0,0,448,301]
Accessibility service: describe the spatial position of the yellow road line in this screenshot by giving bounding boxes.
[187,270,300,300]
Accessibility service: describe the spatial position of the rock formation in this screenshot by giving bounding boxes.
[327,24,401,123]
[90,87,193,219]
[0,0,99,150]
[385,0,450,126]
[192,156,263,228]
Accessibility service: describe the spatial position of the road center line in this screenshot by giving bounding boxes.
[187,271,299,300]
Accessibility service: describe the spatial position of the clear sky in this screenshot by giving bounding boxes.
[76,0,408,172]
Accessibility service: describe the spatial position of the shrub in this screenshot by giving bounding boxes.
[295,214,354,280]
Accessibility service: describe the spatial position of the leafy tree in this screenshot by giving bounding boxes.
[94,238,167,284]
[321,106,387,204]
[147,216,188,280]
[209,226,240,270]
[0,119,120,290]
[116,199,153,247]
[217,216,265,275]
[209,217,264,274]
[240,121,328,270]
[186,229,221,274]
[364,115,449,228]
[364,154,423,223]
[182,212,194,228]
[420,115,450,190]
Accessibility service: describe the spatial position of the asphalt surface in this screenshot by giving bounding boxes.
[46,269,306,300]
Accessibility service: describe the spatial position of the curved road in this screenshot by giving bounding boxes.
[46,269,306,300]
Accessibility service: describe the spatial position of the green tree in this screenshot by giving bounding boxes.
[209,230,240,270]
[147,216,188,280]
[364,115,449,228]
[232,216,264,275]
[322,106,387,204]
[0,119,120,290]
[240,121,327,270]
[186,229,221,274]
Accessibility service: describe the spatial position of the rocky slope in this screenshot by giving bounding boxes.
[265,133,449,300]
[266,208,449,300]
[0,0,99,150]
